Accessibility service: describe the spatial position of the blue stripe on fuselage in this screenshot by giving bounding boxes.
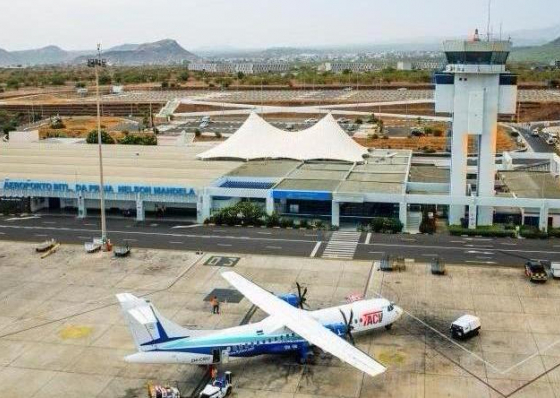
[149,322,347,359]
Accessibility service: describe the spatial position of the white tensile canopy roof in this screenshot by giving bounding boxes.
[197,113,368,163]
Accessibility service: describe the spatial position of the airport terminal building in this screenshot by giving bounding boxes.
[2,113,560,232]
[2,36,560,231]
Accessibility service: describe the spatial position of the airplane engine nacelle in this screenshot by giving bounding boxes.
[326,323,348,337]
[277,293,300,308]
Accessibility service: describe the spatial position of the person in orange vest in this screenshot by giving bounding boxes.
[210,365,218,381]
[210,296,220,314]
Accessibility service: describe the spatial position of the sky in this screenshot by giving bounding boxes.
[2,0,560,51]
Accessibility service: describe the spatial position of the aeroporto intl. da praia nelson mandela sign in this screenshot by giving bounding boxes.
[1,179,196,197]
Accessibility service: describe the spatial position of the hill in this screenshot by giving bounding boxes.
[0,39,200,67]
[74,39,200,65]
[511,36,560,63]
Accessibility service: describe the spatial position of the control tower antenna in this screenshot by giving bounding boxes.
[486,0,492,41]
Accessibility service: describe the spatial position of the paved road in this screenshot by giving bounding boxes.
[1,215,560,266]
[165,119,359,134]
[516,124,556,153]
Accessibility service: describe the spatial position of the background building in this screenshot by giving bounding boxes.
[188,62,290,75]
[321,62,381,73]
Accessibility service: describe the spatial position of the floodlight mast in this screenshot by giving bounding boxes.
[87,45,109,250]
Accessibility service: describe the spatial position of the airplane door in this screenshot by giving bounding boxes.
[212,348,221,364]
[222,349,229,364]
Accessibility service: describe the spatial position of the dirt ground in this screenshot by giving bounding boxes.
[355,126,517,152]
[38,116,131,139]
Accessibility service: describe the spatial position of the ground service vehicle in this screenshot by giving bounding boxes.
[199,372,232,398]
[148,384,181,398]
[525,260,548,282]
[450,315,481,340]
[550,262,560,278]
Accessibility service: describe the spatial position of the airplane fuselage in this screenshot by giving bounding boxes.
[125,298,403,365]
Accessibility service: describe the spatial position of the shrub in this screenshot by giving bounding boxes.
[448,225,516,238]
[520,225,549,239]
[371,133,379,139]
[194,129,201,137]
[313,219,325,230]
[209,202,266,227]
[299,219,309,229]
[423,147,436,154]
[370,217,403,234]
[49,116,65,129]
[355,118,363,125]
[86,130,115,144]
[118,134,157,145]
[280,218,295,228]
[265,212,280,227]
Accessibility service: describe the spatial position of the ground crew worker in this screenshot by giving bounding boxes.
[210,365,218,381]
[211,296,220,314]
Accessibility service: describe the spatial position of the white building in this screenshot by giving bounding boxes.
[322,62,380,73]
[397,61,413,71]
[435,34,517,227]
[188,62,290,75]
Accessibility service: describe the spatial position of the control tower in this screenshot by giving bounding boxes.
[435,30,518,226]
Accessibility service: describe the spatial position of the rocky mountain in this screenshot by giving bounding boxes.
[0,48,16,66]
[510,36,560,63]
[107,43,140,52]
[0,39,200,67]
[11,45,74,65]
[74,39,200,66]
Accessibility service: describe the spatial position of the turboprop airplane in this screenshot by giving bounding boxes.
[117,271,403,377]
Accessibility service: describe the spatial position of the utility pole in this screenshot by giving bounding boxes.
[87,44,109,250]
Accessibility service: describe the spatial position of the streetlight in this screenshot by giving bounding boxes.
[87,44,109,250]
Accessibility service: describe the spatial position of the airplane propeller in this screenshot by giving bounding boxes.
[296,282,309,309]
[339,309,356,345]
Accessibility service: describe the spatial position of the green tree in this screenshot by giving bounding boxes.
[178,71,189,82]
[98,74,112,85]
[86,130,115,144]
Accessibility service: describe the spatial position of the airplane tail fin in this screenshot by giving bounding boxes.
[116,293,207,352]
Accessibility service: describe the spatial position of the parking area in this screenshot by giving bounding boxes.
[1,242,560,397]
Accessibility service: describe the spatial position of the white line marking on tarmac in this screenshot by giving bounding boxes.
[77,236,91,240]
[257,232,272,235]
[0,232,5,235]
[266,246,282,249]
[365,232,372,245]
[171,224,202,229]
[500,242,517,246]
[42,221,56,225]
[217,244,232,247]
[84,223,96,226]
[123,238,137,242]
[34,234,48,237]
[310,242,322,258]
[169,241,183,244]
[7,216,40,221]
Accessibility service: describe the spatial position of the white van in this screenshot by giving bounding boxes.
[450,315,481,340]
[551,262,560,279]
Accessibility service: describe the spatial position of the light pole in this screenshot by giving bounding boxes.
[87,45,109,250]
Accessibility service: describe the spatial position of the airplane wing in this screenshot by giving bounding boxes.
[221,271,386,377]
